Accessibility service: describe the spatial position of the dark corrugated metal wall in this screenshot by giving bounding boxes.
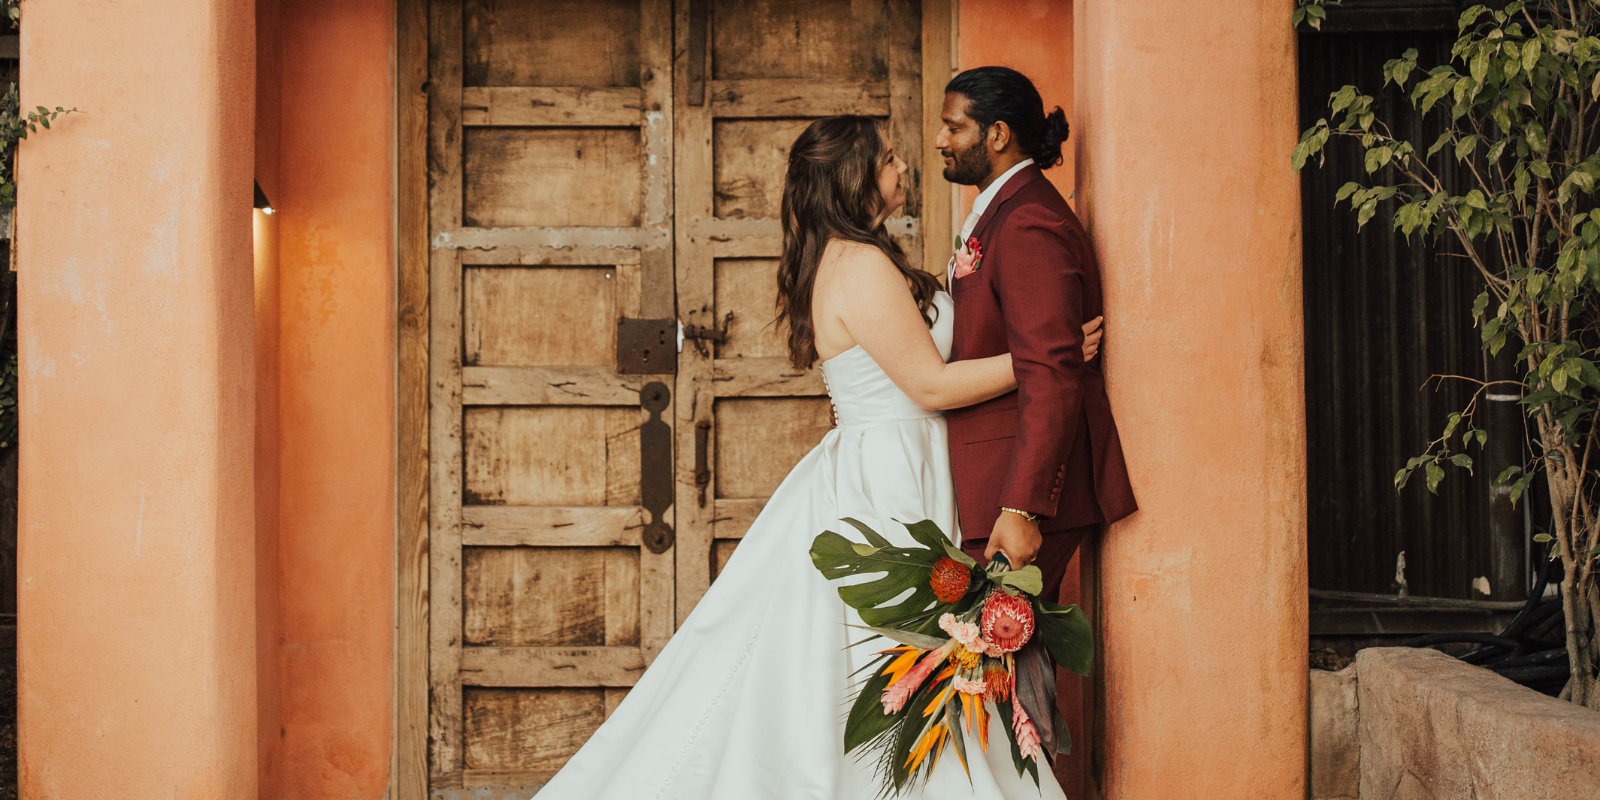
[1299,28,1520,599]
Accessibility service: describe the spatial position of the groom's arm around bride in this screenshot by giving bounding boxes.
[940,67,1137,604]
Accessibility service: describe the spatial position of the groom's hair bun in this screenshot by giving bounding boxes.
[945,66,1068,169]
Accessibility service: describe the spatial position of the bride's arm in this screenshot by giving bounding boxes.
[827,248,1014,411]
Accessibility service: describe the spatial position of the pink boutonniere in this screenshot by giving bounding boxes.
[952,236,983,279]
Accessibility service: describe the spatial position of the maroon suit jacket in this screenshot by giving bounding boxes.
[946,165,1137,541]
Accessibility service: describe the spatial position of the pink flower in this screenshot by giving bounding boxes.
[981,592,1036,653]
[938,613,982,648]
[952,237,983,279]
[881,647,947,713]
[952,674,987,695]
[1013,701,1043,760]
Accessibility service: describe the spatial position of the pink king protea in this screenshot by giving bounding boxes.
[980,591,1035,653]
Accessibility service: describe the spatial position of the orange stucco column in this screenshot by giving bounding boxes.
[1077,2,1308,798]
[17,0,258,798]
[274,1,395,796]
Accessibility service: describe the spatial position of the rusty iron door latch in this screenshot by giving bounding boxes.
[639,381,674,554]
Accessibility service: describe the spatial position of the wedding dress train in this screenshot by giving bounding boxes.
[537,292,1067,800]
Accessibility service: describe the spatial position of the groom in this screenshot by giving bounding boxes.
[938,67,1137,602]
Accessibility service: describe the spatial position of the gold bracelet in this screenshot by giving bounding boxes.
[1000,506,1039,522]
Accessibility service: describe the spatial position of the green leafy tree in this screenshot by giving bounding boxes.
[1294,1,1600,707]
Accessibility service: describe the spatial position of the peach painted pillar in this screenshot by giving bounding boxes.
[275,1,394,796]
[16,0,258,798]
[1076,1,1307,798]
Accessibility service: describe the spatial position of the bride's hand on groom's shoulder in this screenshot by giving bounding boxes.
[1083,316,1104,362]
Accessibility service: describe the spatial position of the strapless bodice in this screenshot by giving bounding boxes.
[819,292,953,427]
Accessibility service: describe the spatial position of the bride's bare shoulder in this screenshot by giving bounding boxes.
[817,239,899,289]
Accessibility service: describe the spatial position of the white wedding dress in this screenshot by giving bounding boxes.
[537,292,1067,800]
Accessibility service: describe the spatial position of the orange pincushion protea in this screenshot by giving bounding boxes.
[983,666,1011,700]
[980,591,1035,653]
[929,557,971,602]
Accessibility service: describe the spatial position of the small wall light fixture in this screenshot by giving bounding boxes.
[253,180,275,215]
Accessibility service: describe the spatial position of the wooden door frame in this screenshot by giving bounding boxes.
[389,2,955,796]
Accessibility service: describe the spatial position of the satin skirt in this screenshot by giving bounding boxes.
[536,417,1069,800]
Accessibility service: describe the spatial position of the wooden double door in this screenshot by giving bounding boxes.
[422,0,938,789]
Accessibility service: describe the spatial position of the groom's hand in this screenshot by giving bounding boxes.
[985,510,1043,568]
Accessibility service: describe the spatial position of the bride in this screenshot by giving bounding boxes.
[536,116,1099,799]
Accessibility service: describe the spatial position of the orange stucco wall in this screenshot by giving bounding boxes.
[271,0,395,797]
[17,0,259,797]
[255,0,285,797]
[1077,1,1309,798]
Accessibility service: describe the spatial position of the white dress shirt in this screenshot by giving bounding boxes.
[948,157,1034,285]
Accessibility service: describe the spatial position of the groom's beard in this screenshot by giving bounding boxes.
[941,141,991,186]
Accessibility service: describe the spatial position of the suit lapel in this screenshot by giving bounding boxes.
[969,164,1046,244]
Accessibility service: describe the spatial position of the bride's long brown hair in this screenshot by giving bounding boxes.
[775,116,941,370]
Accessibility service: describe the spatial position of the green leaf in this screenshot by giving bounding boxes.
[1524,37,1542,73]
[1526,121,1548,154]
[1455,134,1479,160]
[1494,465,1522,485]
[1330,85,1358,115]
[902,518,975,566]
[843,651,900,753]
[1475,429,1487,448]
[1443,412,1463,438]
[996,565,1044,596]
[1357,197,1379,228]
[1036,601,1094,676]
[1531,159,1552,179]
[1426,462,1446,494]
[811,522,942,626]
[1427,131,1454,157]
[1450,453,1474,471]
[1335,181,1362,204]
[1523,387,1559,407]
[1470,50,1489,84]
[1534,532,1554,543]
[1510,474,1535,504]
[845,623,949,651]
[945,694,971,776]
[1459,5,1488,32]
[1394,467,1412,490]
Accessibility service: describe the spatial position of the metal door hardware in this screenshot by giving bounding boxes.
[617,318,677,374]
[694,419,711,508]
[681,312,734,358]
[639,381,675,554]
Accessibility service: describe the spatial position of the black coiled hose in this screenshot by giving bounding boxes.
[1402,541,1570,696]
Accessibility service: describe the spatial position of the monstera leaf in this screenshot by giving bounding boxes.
[810,518,947,626]
[1035,600,1093,676]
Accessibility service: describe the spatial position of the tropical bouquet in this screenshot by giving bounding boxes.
[809,517,1093,795]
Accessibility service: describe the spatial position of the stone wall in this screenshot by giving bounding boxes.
[1309,647,1600,800]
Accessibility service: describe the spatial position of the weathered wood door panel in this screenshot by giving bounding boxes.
[424,0,926,790]
[673,0,923,618]
[427,0,675,789]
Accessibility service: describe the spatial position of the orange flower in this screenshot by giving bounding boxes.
[929,557,971,603]
[983,665,1011,701]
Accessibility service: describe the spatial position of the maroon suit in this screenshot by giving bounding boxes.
[947,165,1136,570]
